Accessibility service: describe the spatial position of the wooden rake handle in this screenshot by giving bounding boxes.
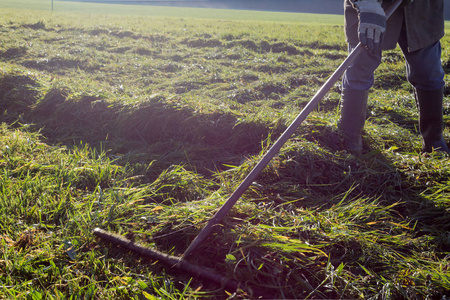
[182,0,404,259]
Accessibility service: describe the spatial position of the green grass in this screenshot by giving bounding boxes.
[0,3,449,299]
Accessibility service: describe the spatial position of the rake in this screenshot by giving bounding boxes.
[94,0,403,296]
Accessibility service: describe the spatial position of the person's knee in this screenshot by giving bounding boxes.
[342,47,381,90]
[405,42,444,90]
[408,67,444,90]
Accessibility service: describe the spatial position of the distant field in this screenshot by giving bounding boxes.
[1,0,344,23]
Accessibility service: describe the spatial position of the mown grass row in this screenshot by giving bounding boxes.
[0,7,449,299]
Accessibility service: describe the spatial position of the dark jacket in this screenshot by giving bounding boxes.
[344,0,445,52]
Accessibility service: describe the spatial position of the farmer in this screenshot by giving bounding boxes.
[339,0,450,155]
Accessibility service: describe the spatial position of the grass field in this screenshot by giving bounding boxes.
[0,2,450,299]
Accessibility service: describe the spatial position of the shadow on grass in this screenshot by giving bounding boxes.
[1,70,447,228]
[0,72,286,177]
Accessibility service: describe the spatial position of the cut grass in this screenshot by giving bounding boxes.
[0,5,449,299]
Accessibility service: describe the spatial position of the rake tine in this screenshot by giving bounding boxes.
[93,228,273,298]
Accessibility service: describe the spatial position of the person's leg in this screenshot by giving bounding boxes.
[399,39,445,91]
[342,44,382,91]
[339,44,382,154]
[339,0,383,154]
[399,35,450,153]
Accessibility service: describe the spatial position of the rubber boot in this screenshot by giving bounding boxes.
[415,88,450,154]
[338,89,369,155]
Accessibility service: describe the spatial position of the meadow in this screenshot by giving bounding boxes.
[0,2,449,299]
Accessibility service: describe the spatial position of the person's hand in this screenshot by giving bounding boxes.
[355,0,386,53]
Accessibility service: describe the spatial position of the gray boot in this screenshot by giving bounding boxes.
[338,89,369,155]
[415,88,450,154]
